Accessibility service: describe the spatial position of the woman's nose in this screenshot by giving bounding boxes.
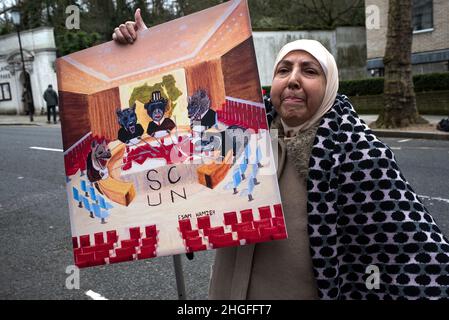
[287,68,301,89]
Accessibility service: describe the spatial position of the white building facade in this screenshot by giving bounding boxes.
[0,26,58,114]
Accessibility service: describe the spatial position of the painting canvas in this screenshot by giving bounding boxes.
[57,0,287,269]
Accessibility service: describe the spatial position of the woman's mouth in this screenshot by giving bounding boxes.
[283,96,305,103]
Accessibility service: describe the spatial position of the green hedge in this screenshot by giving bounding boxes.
[340,73,449,96]
[412,73,449,92]
[262,72,449,96]
[339,78,384,96]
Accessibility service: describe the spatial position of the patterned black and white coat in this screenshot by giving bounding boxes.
[303,94,449,299]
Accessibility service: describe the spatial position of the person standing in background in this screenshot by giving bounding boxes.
[22,88,34,122]
[43,84,59,124]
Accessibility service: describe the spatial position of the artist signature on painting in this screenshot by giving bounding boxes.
[178,210,215,220]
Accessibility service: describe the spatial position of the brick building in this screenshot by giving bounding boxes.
[366,0,449,76]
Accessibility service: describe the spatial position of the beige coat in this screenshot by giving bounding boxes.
[208,124,320,300]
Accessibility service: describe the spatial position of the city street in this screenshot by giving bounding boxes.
[0,126,448,300]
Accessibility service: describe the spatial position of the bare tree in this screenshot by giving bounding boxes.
[375,0,426,128]
[298,0,365,29]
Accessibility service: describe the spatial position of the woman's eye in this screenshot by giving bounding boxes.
[277,68,289,74]
[305,69,317,75]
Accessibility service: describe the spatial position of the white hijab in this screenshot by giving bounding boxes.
[272,39,339,134]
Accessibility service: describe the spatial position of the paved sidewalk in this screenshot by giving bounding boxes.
[360,114,449,140]
[0,115,61,127]
[0,114,448,139]
[360,114,442,125]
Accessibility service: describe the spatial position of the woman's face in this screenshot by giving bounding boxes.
[271,50,326,127]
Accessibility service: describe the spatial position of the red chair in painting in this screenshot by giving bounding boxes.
[72,237,79,249]
[187,244,207,252]
[272,224,287,239]
[272,224,288,240]
[94,243,113,252]
[106,230,118,244]
[237,228,259,240]
[258,206,272,220]
[185,236,203,248]
[223,211,238,226]
[197,216,211,230]
[121,239,140,248]
[238,228,270,244]
[109,255,134,263]
[182,229,200,239]
[178,219,192,233]
[272,216,285,227]
[75,252,95,267]
[253,218,272,230]
[211,237,240,248]
[73,247,82,259]
[129,227,141,240]
[272,231,288,240]
[208,233,234,244]
[142,237,157,247]
[204,226,224,237]
[240,209,254,223]
[115,246,135,258]
[145,225,157,238]
[138,245,156,259]
[79,235,90,248]
[94,250,110,261]
[94,232,105,245]
[274,204,283,217]
[260,226,279,238]
[81,246,97,254]
[232,221,253,232]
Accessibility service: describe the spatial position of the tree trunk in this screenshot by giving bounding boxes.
[376,0,427,128]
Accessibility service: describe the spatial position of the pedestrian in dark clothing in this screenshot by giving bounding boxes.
[22,88,34,122]
[43,84,59,124]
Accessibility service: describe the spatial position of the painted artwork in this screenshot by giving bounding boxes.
[57,0,287,269]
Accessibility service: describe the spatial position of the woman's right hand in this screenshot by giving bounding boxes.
[112,8,148,44]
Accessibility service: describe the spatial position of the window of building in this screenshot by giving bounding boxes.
[370,68,384,77]
[412,0,433,32]
[0,83,12,101]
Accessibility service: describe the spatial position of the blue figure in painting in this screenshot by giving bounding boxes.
[81,196,94,218]
[251,163,260,186]
[246,175,255,202]
[92,203,109,224]
[99,196,114,210]
[240,164,259,202]
[88,185,98,203]
[256,145,263,168]
[244,143,250,164]
[72,187,82,208]
[232,168,242,195]
[239,162,248,181]
[80,180,88,197]
[100,209,110,224]
[116,104,144,144]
